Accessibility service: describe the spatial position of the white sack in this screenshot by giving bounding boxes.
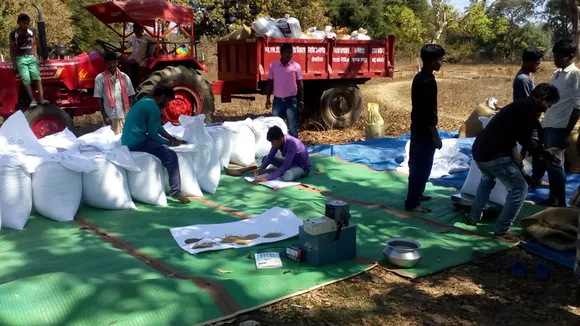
[0,165,32,230]
[127,152,168,206]
[78,126,118,152]
[0,111,49,158]
[163,122,185,140]
[179,115,221,194]
[251,116,288,158]
[164,146,203,197]
[252,17,285,38]
[33,162,83,221]
[207,126,232,169]
[460,161,509,206]
[224,119,256,166]
[39,128,80,153]
[397,138,470,179]
[277,15,302,39]
[82,155,136,210]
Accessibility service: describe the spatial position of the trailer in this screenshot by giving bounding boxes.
[211,36,396,129]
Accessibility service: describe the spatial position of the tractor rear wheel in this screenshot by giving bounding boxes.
[25,105,75,139]
[136,65,215,123]
[319,84,363,129]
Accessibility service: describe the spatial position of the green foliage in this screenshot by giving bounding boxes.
[66,0,119,53]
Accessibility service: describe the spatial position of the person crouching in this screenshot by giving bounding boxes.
[466,83,561,242]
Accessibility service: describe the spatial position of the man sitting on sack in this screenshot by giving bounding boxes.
[121,82,191,204]
[224,126,312,183]
[466,83,561,242]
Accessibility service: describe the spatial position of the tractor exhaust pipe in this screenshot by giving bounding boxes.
[31,4,48,60]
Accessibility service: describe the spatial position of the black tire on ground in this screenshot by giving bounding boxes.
[24,104,76,138]
[319,84,363,129]
[136,65,215,121]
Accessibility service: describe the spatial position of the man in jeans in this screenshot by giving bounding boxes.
[223,126,312,182]
[265,43,304,138]
[466,83,560,241]
[538,39,580,207]
[9,13,49,107]
[121,83,190,204]
[513,47,545,187]
[405,44,445,213]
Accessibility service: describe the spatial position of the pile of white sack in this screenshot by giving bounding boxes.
[0,111,288,231]
[251,15,365,40]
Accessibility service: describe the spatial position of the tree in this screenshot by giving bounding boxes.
[0,0,74,57]
[65,0,119,54]
[431,0,449,43]
[384,5,426,55]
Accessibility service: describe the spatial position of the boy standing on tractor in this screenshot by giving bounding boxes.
[94,52,135,134]
[9,13,48,108]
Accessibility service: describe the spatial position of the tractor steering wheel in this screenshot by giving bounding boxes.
[95,39,122,53]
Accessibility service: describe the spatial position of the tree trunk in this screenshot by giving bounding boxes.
[431,0,448,44]
[569,0,580,58]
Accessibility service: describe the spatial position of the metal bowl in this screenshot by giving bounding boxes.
[383,238,423,268]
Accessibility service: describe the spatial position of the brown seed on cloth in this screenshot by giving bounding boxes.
[184,238,202,244]
[221,236,242,243]
[243,234,260,240]
[263,232,284,238]
[192,243,213,249]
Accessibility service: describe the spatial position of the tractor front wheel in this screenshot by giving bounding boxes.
[136,65,215,124]
[25,105,75,139]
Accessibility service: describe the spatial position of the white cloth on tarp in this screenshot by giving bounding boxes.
[170,207,302,254]
[397,138,471,179]
[179,114,221,194]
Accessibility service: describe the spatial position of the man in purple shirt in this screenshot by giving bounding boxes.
[265,43,304,138]
[224,126,312,182]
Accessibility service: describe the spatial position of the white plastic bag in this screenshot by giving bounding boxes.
[0,111,49,158]
[78,126,118,152]
[165,147,204,197]
[82,155,136,210]
[460,161,509,206]
[252,17,285,38]
[163,122,185,140]
[277,14,302,39]
[307,27,326,39]
[207,126,232,169]
[33,163,83,221]
[251,116,288,158]
[224,119,257,166]
[39,128,80,153]
[127,152,168,206]
[179,115,221,194]
[0,165,32,230]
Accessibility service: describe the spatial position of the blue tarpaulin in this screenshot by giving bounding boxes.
[308,131,580,269]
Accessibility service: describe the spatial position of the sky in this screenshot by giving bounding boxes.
[449,0,471,11]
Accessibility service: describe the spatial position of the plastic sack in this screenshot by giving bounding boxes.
[277,14,302,39]
[252,17,284,38]
[163,122,185,140]
[164,147,203,197]
[179,115,221,194]
[39,128,80,153]
[224,119,257,166]
[82,155,136,210]
[251,116,288,158]
[207,126,232,169]
[32,162,83,222]
[78,126,118,152]
[0,165,32,230]
[127,152,168,206]
[0,111,49,160]
[458,98,498,138]
[365,103,385,140]
[324,25,337,39]
[307,27,326,39]
[460,160,509,206]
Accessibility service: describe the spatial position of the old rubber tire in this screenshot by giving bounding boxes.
[24,104,75,139]
[136,65,215,123]
[319,85,363,129]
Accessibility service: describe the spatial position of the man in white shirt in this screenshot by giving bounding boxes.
[539,39,580,207]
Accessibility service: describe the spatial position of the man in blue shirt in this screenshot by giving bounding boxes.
[121,83,190,204]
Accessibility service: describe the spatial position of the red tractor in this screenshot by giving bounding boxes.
[0,0,214,138]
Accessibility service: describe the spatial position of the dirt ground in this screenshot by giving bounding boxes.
[74,51,580,326]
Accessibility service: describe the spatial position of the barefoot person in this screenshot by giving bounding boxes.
[405,44,445,213]
[466,83,561,241]
[121,83,191,204]
[224,126,312,183]
[9,13,48,107]
[94,51,135,135]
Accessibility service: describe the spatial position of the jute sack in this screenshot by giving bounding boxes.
[521,207,579,252]
[220,25,254,41]
[458,98,498,138]
[565,121,580,173]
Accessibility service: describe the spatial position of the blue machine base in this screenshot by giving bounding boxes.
[298,224,357,267]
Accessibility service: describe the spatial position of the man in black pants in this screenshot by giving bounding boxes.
[405,44,445,213]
